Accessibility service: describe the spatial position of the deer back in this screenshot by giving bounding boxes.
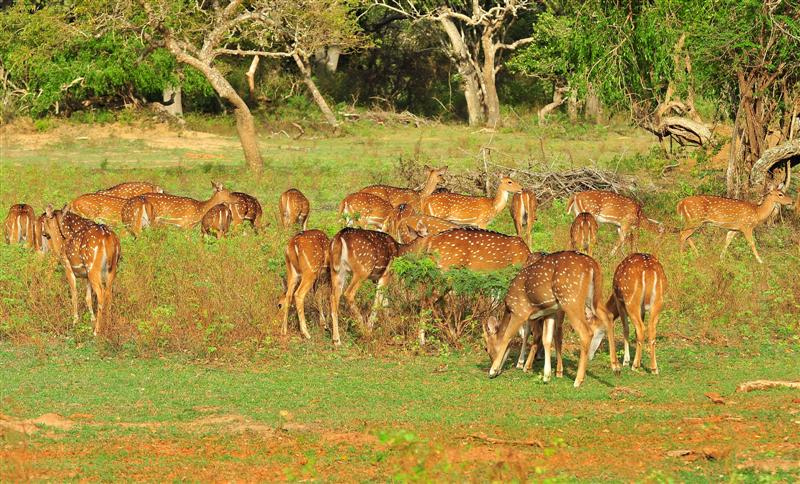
[279,189,310,227]
[569,190,640,225]
[69,193,127,223]
[610,253,666,312]
[287,229,330,276]
[4,204,36,245]
[416,227,530,271]
[99,181,163,199]
[510,189,537,224]
[339,192,394,228]
[570,212,598,249]
[330,228,398,281]
[43,210,120,280]
[230,192,262,225]
[143,184,233,228]
[120,196,155,232]
[201,203,233,235]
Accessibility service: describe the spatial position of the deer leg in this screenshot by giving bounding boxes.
[610,225,627,255]
[301,215,308,231]
[488,311,531,378]
[620,307,631,367]
[367,271,391,331]
[65,266,79,326]
[315,276,327,330]
[563,306,593,388]
[555,312,564,378]
[89,275,105,337]
[679,227,698,253]
[720,230,737,259]
[648,306,662,375]
[516,320,531,369]
[294,273,315,339]
[627,300,646,372]
[343,274,366,331]
[541,317,556,382]
[85,283,96,324]
[281,264,300,336]
[742,228,763,264]
[329,266,346,346]
[523,319,541,373]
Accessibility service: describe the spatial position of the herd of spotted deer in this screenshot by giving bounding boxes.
[3,166,794,387]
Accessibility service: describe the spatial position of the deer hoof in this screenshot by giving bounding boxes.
[573,379,583,388]
[488,368,500,379]
[515,361,524,370]
[651,368,660,375]
[556,370,563,378]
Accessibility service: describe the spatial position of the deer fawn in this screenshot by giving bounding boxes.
[568,190,662,255]
[360,165,448,209]
[422,177,523,228]
[278,230,330,339]
[384,204,459,243]
[329,228,402,345]
[41,206,121,336]
[4,204,36,248]
[201,203,233,239]
[230,192,263,233]
[120,196,155,237]
[570,212,599,256]
[339,192,394,230]
[98,181,163,198]
[677,187,793,263]
[483,251,620,387]
[142,181,234,228]
[589,253,666,374]
[510,189,537,246]
[279,189,310,230]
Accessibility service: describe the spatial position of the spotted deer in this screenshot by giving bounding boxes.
[510,189,537,246]
[677,187,793,263]
[588,253,666,374]
[4,204,36,248]
[69,193,127,224]
[422,177,523,228]
[404,227,531,272]
[141,182,235,228]
[41,206,121,336]
[230,192,263,233]
[567,190,663,255]
[329,228,403,345]
[570,212,599,256]
[360,165,448,209]
[383,204,460,243]
[339,192,394,230]
[278,230,330,339]
[279,189,310,230]
[34,212,49,253]
[483,250,620,387]
[98,181,163,198]
[120,196,155,237]
[201,203,233,239]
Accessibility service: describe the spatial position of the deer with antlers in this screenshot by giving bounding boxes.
[483,251,620,387]
[567,190,663,255]
[98,181,163,198]
[279,189,310,230]
[677,187,794,263]
[329,228,404,345]
[587,253,667,374]
[510,189,537,246]
[4,204,36,248]
[141,182,235,228]
[41,206,121,336]
[422,177,523,228]
[360,166,448,209]
[339,192,394,230]
[230,192,262,233]
[278,230,330,339]
[201,203,233,239]
[570,212,599,256]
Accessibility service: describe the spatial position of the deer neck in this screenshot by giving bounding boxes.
[755,196,778,223]
[491,188,512,216]
[198,195,222,215]
[418,174,440,198]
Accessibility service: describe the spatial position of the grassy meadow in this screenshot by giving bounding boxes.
[1,117,799,481]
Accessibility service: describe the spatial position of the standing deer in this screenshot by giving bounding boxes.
[360,166,448,209]
[98,181,163,198]
[510,189,537,246]
[339,192,394,230]
[279,189,310,230]
[677,187,794,263]
[41,206,121,336]
[482,251,620,387]
[589,253,666,374]
[404,227,531,271]
[329,228,401,345]
[201,203,233,239]
[278,230,330,339]
[34,212,49,253]
[141,182,235,228]
[4,204,36,248]
[567,190,663,255]
[422,177,523,228]
[570,212,599,256]
[230,192,263,233]
[120,196,155,237]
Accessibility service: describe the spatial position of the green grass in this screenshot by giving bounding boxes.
[1,118,799,481]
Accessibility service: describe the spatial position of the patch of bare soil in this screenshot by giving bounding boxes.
[0,413,75,435]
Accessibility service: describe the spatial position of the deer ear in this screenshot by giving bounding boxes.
[45,204,54,217]
[440,165,448,173]
[777,183,785,190]
[485,316,501,336]
[61,204,69,214]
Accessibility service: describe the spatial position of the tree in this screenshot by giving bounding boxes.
[375,0,535,127]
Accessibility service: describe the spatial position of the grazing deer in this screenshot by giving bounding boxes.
[567,190,663,255]
[120,196,155,237]
[201,203,233,239]
[360,166,448,209]
[279,189,310,230]
[677,187,794,263]
[510,189,537,246]
[4,204,36,248]
[278,230,330,339]
[98,181,163,198]
[570,212,599,256]
[141,181,235,228]
[422,177,523,228]
[230,192,263,233]
[339,192,394,230]
[69,193,127,225]
[404,227,531,272]
[329,228,402,345]
[482,251,620,387]
[384,204,459,243]
[588,253,666,374]
[41,206,121,336]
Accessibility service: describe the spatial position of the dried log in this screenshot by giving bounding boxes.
[656,116,712,146]
[749,140,800,189]
[736,380,800,393]
[466,432,543,448]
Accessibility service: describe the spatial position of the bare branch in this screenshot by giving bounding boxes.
[216,48,294,58]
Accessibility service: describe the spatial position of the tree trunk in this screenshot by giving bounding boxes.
[538,86,567,123]
[567,88,578,122]
[246,55,260,98]
[293,53,340,130]
[481,35,501,127]
[440,17,486,127]
[585,83,603,124]
[234,108,263,173]
[162,85,183,116]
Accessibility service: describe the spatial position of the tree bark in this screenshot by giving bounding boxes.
[481,34,501,127]
[246,55,260,98]
[439,17,486,126]
[293,53,340,130]
[162,85,183,116]
[538,86,568,123]
[567,88,578,122]
[585,83,603,124]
